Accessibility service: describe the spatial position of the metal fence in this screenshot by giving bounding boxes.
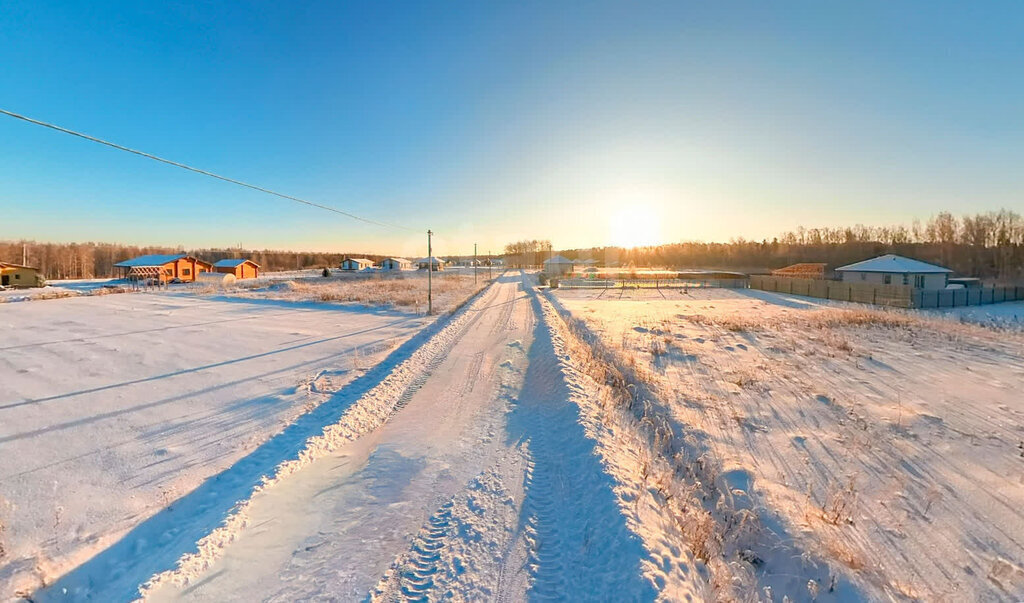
[914,286,1024,309]
[749,275,1024,309]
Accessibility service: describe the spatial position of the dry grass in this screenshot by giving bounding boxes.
[681,305,1024,353]
[554,306,766,599]
[227,273,488,315]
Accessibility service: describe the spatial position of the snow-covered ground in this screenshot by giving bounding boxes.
[8,274,1023,601]
[552,286,1024,600]
[0,292,431,596]
[133,273,655,601]
[218,271,488,315]
[926,299,1024,330]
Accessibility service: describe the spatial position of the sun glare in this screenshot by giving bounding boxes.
[609,205,663,248]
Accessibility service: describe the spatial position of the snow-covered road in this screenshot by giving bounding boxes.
[135,272,653,601]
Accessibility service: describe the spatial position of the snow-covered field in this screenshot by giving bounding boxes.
[0,291,432,596]
[3,269,487,317]
[218,270,488,315]
[552,286,1024,600]
[6,273,1024,601]
[927,299,1024,330]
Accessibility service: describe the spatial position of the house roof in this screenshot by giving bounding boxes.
[415,256,445,263]
[543,255,575,265]
[835,254,952,274]
[0,261,38,270]
[382,257,411,263]
[343,257,374,263]
[771,263,827,276]
[114,254,187,268]
[213,258,258,268]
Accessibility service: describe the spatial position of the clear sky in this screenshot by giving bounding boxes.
[2,1,1022,256]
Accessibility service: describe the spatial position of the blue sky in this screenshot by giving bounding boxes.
[2,1,1022,254]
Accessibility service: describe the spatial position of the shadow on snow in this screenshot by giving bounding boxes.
[502,280,656,600]
[34,310,453,602]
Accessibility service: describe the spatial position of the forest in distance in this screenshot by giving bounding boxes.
[3,209,1023,283]
[509,209,1024,283]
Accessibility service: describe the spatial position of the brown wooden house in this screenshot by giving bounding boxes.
[213,258,260,279]
[114,254,213,283]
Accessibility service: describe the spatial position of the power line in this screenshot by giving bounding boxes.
[0,108,415,231]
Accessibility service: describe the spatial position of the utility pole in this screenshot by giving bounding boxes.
[474,243,477,285]
[488,250,492,280]
[427,229,433,315]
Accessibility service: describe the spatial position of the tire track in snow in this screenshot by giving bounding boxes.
[504,275,656,600]
[397,501,454,599]
[36,279,503,602]
[370,452,525,603]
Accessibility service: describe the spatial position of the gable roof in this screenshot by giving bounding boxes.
[382,257,411,263]
[0,261,38,270]
[213,258,258,268]
[543,255,575,265]
[415,256,445,263]
[835,254,952,274]
[343,257,374,264]
[114,254,187,268]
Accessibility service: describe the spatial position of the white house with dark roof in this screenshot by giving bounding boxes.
[379,257,412,270]
[341,258,375,271]
[415,257,445,271]
[542,255,576,276]
[835,254,952,289]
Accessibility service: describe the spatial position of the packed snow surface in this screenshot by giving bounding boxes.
[141,273,656,601]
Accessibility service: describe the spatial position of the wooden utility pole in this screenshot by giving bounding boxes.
[474,243,477,285]
[427,230,433,315]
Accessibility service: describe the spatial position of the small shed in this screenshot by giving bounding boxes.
[543,255,576,276]
[341,258,375,271]
[0,262,45,288]
[835,254,952,289]
[114,254,213,283]
[416,257,446,271]
[379,257,412,270]
[213,258,260,279]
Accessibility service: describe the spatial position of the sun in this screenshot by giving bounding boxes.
[609,205,663,248]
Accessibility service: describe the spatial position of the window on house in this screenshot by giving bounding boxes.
[884,274,892,284]
[860,273,866,281]
[183,268,191,276]
[915,275,925,288]
[902,274,909,285]
[15,274,21,280]
[165,268,173,275]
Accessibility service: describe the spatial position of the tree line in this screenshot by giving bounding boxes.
[502,239,553,268]
[544,209,1024,283]
[0,241,388,280]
